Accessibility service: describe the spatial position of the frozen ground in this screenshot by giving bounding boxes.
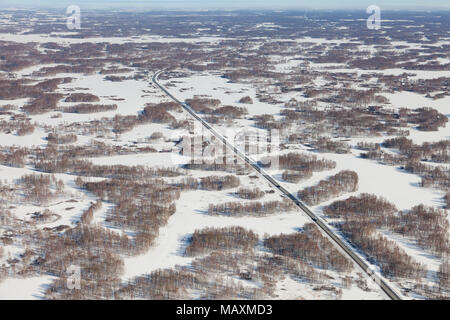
[0,15,448,299]
[165,68,449,299]
[0,275,55,300]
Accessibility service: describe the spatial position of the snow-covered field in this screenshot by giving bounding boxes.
[0,10,448,300]
[163,68,449,299]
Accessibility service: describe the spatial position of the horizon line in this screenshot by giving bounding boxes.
[2,5,450,11]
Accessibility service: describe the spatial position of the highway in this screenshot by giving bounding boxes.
[152,70,402,300]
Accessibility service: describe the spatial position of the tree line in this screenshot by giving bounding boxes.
[175,175,240,191]
[208,200,295,217]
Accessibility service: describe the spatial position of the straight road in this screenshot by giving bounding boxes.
[152,70,402,300]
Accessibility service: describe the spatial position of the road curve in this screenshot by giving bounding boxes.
[152,70,402,301]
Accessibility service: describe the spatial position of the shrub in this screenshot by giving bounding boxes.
[150,132,164,140]
[239,96,253,104]
[16,122,34,136]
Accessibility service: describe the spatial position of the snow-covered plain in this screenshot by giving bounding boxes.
[0,17,448,300]
[164,67,449,299]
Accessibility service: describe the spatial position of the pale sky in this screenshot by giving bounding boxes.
[1,0,450,9]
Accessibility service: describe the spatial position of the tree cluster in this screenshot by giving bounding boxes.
[323,193,397,222]
[23,93,66,115]
[393,205,449,256]
[183,162,251,175]
[64,93,100,103]
[311,137,351,154]
[340,221,426,280]
[80,200,103,225]
[383,137,449,164]
[323,194,430,280]
[19,174,64,205]
[0,147,28,168]
[404,162,449,191]
[298,170,358,206]
[176,175,240,191]
[213,105,247,118]
[16,121,35,136]
[77,178,180,253]
[281,170,313,183]
[235,187,265,200]
[185,97,221,114]
[264,223,353,272]
[356,141,381,152]
[276,152,336,173]
[445,193,450,209]
[239,96,253,104]
[185,226,259,256]
[64,104,118,114]
[47,133,77,145]
[208,200,295,217]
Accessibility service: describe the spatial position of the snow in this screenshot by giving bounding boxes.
[0,276,55,300]
[0,33,231,45]
[313,66,450,80]
[306,151,439,211]
[89,152,189,168]
[162,74,281,116]
[122,188,310,280]
[408,125,450,145]
[274,274,386,300]
[384,91,450,114]
[0,128,47,147]
[0,15,448,299]
[156,70,448,298]
[382,91,450,144]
